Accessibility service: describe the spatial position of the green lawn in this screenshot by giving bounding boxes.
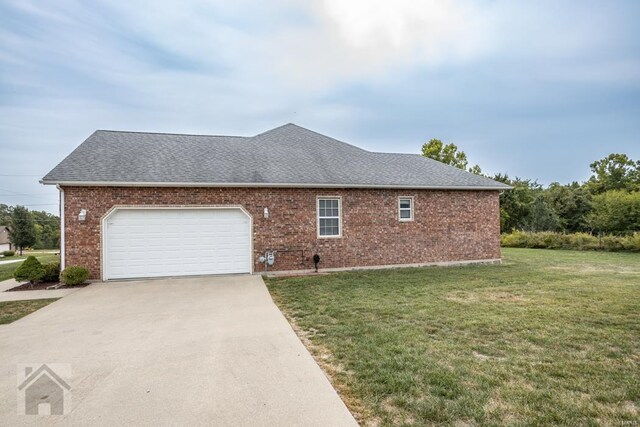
[0,298,59,324]
[267,249,640,426]
[0,252,59,282]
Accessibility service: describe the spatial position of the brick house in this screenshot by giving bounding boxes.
[41,124,509,281]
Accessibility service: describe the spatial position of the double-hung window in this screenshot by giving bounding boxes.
[317,197,341,237]
[399,196,413,221]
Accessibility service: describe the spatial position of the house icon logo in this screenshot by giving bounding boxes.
[17,364,71,415]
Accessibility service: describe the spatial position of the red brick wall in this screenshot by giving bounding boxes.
[62,186,501,279]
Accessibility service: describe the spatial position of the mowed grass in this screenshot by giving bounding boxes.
[0,252,59,282]
[267,249,640,426]
[0,299,59,324]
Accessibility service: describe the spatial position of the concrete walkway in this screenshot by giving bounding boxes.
[0,279,82,301]
[0,275,357,426]
[0,258,23,265]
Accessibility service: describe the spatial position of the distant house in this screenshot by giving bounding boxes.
[41,124,510,281]
[0,226,12,251]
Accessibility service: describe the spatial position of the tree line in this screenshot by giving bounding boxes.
[0,204,60,253]
[422,140,640,235]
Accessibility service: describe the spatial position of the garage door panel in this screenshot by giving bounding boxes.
[105,208,251,279]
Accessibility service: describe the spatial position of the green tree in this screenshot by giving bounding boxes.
[493,174,539,232]
[0,204,12,225]
[8,206,36,255]
[468,164,483,175]
[524,194,561,232]
[586,153,639,193]
[421,138,482,174]
[588,190,640,234]
[30,210,60,249]
[545,182,592,232]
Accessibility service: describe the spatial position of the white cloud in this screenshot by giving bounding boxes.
[268,0,494,87]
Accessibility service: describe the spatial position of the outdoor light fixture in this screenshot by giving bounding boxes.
[78,209,87,221]
[263,207,269,219]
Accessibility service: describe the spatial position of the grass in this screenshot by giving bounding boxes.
[0,298,59,324]
[267,248,640,426]
[0,252,59,282]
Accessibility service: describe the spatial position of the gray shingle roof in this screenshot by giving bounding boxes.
[41,124,509,189]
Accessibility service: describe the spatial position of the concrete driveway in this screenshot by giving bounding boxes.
[0,275,357,426]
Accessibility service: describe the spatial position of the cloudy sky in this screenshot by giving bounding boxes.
[1,0,639,214]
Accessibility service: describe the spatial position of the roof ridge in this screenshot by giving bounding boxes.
[253,123,370,153]
[95,129,247,138]
[250,123,296,138]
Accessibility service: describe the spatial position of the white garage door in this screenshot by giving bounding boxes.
[104,208,251,280]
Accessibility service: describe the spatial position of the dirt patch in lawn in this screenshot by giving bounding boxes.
[547,264,640,275]
[446,291,528,304]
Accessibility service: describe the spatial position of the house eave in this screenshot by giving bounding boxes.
[41,180,511,190]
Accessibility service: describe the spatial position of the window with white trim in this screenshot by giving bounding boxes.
[317,197,341,237]
[399,197,413,221]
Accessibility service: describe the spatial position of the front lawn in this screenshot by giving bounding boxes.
[267,248,640,426]
[0,299,60,324]
[0,253,59,282]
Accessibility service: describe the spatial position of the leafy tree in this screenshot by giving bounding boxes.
[31,210,60,249]
[421,138,482,174]
[0,205,59,249]
[586,153,639,193]
[468,164,483,175]
[523,194,560,232]
[0,204,12,225]
[14,255,45,286]
[588,190,640,234]
[545,182,592,232]
[8,206,36,255]
[493,174,539,232]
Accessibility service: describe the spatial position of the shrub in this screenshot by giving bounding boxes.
[568,233,599,251]
[60,266,89,286]
[601,235,625,251]
[42,262,61,283]
[13,256,45,285]
[501,231,528,248]
[621,233,640,252]
[501,231,639,252]
[2,250,15,257]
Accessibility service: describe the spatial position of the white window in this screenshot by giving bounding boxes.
[317,197,341,237]
[399,197,413,221]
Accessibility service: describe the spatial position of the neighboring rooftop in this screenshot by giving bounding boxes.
[41,123,510,190]
[0,226,10,245]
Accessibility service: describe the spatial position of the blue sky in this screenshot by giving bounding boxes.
[1,0,639,214]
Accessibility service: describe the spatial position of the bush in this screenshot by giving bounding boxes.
[568,233,599,251]
[42,262,60,283]
[500,231,528,248]
[621,233,640,252]
[60,266,89,285]
[13,256,45,284]
[501,231,639,252]
[2,250,15,257]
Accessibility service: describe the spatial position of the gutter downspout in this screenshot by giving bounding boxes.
[57,184,65,270]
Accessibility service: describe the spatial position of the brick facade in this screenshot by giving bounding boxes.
[62,186,501,279]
